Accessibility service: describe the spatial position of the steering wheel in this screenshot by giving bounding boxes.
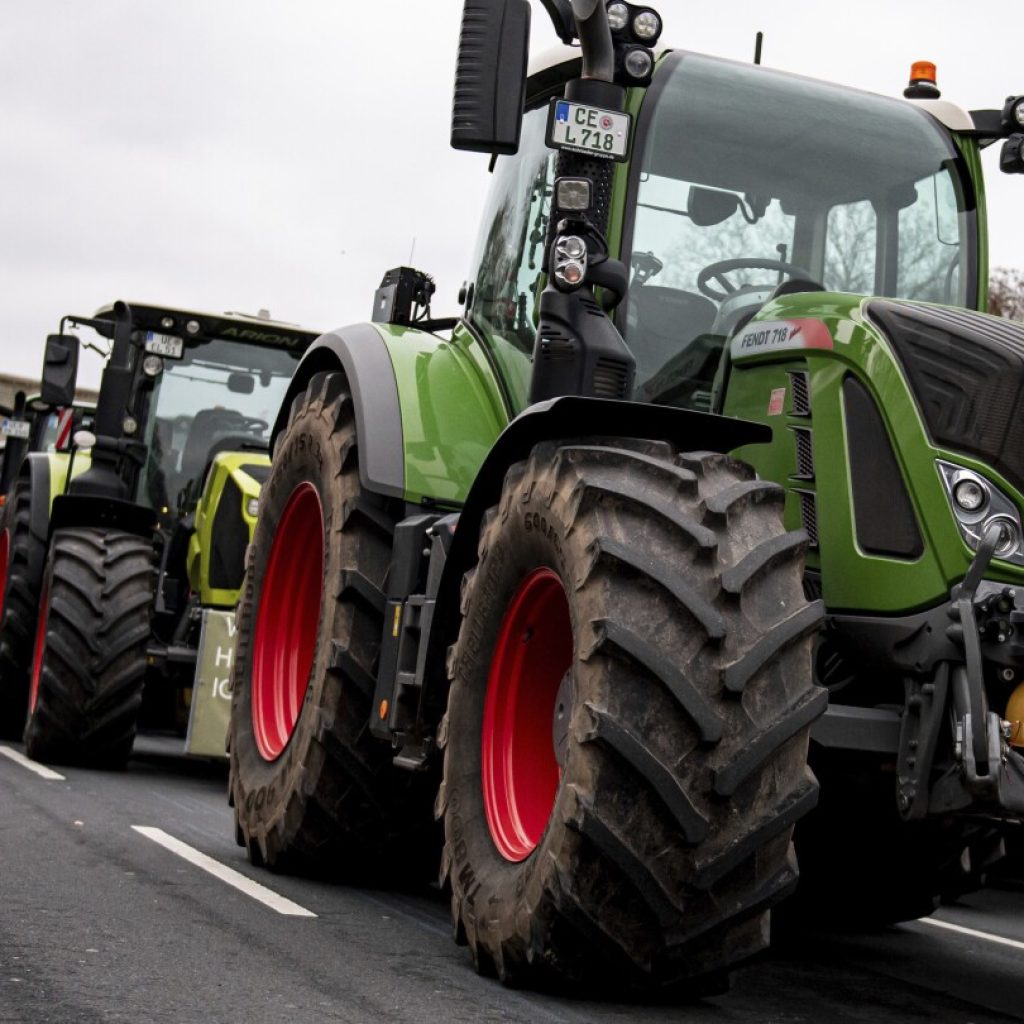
[697,257,815,301]
[238,416,269,434]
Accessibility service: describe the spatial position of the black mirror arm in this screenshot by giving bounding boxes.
[537,0,576,43]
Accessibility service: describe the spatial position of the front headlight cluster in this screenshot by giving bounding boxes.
[938,460,1024,565]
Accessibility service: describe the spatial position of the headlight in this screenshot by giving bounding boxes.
[623,46,654,80]
[142,354,164,377]
[953,477,987,513]
[607,2,629,30]
[938,460,1024,565]
[246,497,260,518]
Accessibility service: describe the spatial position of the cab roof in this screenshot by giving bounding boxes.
[92,301,320,352]
[526,45,976,133]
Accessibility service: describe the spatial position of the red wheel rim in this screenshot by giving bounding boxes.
[482,568,573,862]
[29,583,50,714]
[251,483,325,761]
[0,529,9,622]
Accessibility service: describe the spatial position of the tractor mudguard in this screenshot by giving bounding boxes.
[23,454,54,545]
[22,451,92,544]
[187,452,270,607]
[420,395,772,700]
[272,324,408,501]
[49,493,155,539]
[273,321,510,506]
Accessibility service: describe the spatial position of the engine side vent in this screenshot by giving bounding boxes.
[792,428,814,480]
[795,490,819,548]
[592,358,630,399]
[789,370,811,416]
[538,331,577,362]
[842,373,923,560]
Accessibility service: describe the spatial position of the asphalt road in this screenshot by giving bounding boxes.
[2,735,1022,1024]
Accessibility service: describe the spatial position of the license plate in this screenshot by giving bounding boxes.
[0,418,30,440]
[144,331,184,359]
[546,99,632,162]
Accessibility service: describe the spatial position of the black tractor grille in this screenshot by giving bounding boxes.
[795,490,819,548]
[842,374,923,559]
[867,299,1024,495]
[789,370,812,417]
[209,476,248,592]
[793,428,814,479]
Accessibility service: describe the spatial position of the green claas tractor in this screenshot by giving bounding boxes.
[226,0,1024,993]
[0,302,317,763]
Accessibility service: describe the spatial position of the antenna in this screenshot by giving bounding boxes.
[754,31,763,65]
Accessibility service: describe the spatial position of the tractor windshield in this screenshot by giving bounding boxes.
[624,51,976,408]
[137,338,299,516]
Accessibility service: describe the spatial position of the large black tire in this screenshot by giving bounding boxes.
[23,528,153,767]
[229,371,436,876]
[439,442,825,993]
[0,480,48,737]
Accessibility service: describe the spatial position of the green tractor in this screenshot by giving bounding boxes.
[226,0,1024,993]
[0,302,317,762]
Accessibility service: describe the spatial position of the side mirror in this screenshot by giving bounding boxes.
[40,334,80,408]
[451,0,531,155]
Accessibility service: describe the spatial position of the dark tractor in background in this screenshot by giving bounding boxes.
[0,302,317,764]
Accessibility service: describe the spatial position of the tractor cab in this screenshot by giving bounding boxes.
[466,46,1008,414]
[70,303,313,534]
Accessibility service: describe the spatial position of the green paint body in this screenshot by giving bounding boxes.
[720,291,1024,614]
[372,322,509,506]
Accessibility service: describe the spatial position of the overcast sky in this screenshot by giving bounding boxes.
[2,0,1023,388]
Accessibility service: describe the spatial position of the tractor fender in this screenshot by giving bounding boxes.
[22,454,54,546]
[272,323,406,502]
[420,396,773,709]
[21,450,97,545]
[49,493,156,540]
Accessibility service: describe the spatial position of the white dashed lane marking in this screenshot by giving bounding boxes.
[0,744,66,780]
[132,826,317,918]
[918,915,1024,952]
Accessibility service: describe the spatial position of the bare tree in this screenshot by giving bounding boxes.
[989,266,1024,320]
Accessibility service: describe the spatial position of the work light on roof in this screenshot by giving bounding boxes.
[1004,95,1024,130]
[186,319,201,335]
[633,10,661,41]
[607,2,629,30]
